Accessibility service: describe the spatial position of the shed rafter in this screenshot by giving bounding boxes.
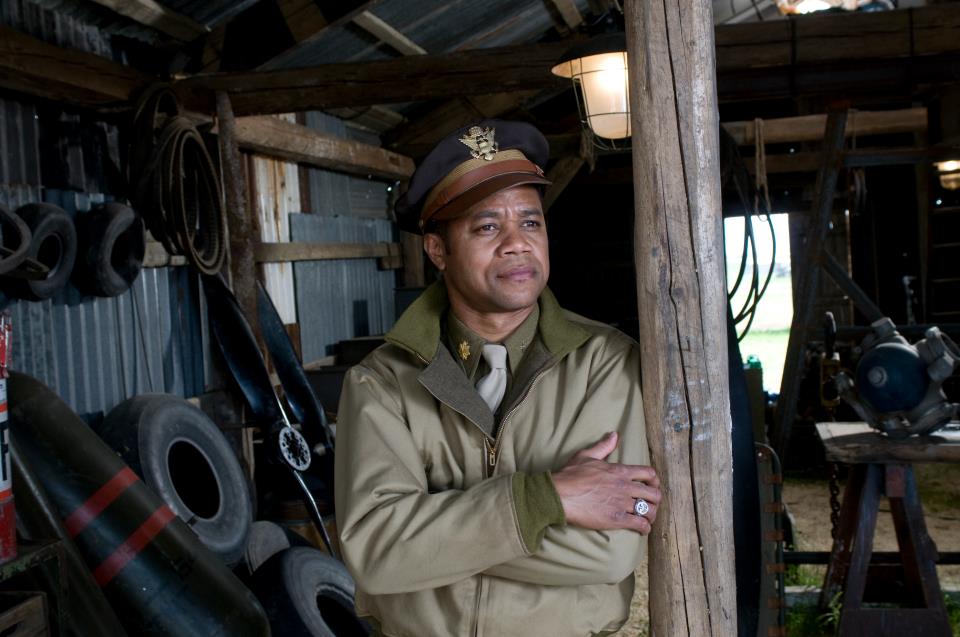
[352,11,427,55]
[86,0,208,42]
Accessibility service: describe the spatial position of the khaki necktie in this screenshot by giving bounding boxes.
[476,344,508,413]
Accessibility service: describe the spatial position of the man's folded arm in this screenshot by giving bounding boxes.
[486,477,645,586]
[485,340,649,586]
[335,365,542,595]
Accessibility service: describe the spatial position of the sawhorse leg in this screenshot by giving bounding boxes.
[820,463,950,636]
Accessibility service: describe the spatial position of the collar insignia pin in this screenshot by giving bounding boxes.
[458,341,471,361]
[459,126,498,161]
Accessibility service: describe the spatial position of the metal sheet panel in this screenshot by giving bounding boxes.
[349,176,390,219]
[2,0,113,55]
[303,111,357,216]
[290,214,396,363]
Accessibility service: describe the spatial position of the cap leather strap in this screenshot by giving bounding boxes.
[421,157,545,225]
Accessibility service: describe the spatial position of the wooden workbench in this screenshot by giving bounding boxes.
[816,422,960,464]
[815,422,957,636]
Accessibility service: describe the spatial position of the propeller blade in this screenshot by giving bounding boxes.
[256,281,335,454]
[201,274,283,428]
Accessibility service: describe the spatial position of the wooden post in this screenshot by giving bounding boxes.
[772,110,848,460]
[217,91,258,326]
[626,0,738,633]
[215,91,258,477]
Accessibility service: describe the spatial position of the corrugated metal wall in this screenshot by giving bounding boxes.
[1,1,209,417]
[291,214,395,362]
[286,112,397,363]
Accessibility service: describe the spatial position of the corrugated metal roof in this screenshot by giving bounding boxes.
[14,0,156,46]
[158,0,258,28]
[261,0,592,69]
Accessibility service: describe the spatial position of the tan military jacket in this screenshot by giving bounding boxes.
[334,283,649,637]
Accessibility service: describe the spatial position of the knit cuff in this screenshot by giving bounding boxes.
[511,471,566,553]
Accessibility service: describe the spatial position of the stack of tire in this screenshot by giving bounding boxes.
[0,201,145,301]
[99,394,369,637]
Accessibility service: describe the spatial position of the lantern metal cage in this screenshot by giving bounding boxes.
[551,32,631,152]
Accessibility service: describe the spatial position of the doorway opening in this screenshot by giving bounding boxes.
[725,212,793,393]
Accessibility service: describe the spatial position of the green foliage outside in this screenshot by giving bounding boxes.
[732,273,793,393]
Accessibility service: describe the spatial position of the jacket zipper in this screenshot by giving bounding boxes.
[473,365,555,635]
[483,363,554,475]
[473,575,486,637]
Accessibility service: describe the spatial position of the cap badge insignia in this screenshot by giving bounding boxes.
[458,341,471,361]
[459,126,498,161]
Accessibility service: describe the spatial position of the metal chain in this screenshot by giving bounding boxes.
[829,462,842,540]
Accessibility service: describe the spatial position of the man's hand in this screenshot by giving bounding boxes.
[551,432,660,534]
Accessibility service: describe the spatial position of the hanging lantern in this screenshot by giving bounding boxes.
[935,160,960,191]
[551,33,630,150]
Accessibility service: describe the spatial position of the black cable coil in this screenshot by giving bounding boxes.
[130,86,226,275]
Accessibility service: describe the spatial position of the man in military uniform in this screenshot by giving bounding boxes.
[335,120,660,636]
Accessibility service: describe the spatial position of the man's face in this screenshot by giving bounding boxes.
[424,185,550,317]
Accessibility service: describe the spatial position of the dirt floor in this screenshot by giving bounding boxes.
[617,461,960,635]
[783,462,960,590]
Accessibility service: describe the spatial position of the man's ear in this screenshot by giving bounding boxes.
[423,233,447,271]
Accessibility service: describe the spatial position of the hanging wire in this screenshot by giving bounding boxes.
[727,117,778,341]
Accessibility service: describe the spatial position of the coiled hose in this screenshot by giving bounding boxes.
[130,87,226,275]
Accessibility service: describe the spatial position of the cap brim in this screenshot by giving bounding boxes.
[427,172,552,227]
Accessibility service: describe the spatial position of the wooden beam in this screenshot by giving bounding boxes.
[176,40,573,115]
[547,0,584,31]
[254,241,401,263]
[180,6,960,113]
[743,146,960,174]
[7,6,960,117]
[0,25,150,110]
[218,91,260,336]
[716,5,960,71]
[386,91,542,156]
[352,11,426,55]
[722,108,926,146]
[86,0,207,42]
[233,115,414,180]
[627,0,737,633]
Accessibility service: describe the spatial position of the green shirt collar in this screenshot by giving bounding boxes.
[385,281,590,363]
[446,305,540,380]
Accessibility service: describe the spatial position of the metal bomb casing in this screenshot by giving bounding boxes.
[9,372,270,637]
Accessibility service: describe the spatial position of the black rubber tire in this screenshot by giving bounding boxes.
[249,546,371,637]
[2,203,76,300]
[74,201,145,297]
[0,206,32,276]
[238,520,315,578]
[99,394,253,567]
[242,520,291,575]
